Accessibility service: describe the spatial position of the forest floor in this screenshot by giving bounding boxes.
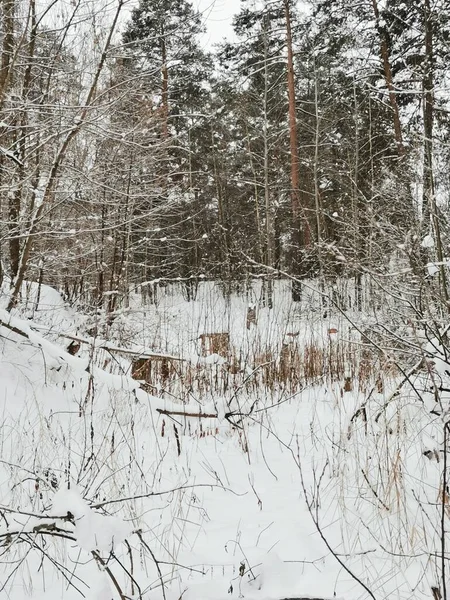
[0,280,445,600]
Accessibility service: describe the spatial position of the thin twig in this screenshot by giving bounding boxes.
[136,531,167,600]
[90,483,245,509]
[92,550,126,600]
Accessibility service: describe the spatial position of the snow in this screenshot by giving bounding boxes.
[0,279,447,600]
[0,145,23,165]
[52,487,131,551]
[427,262,439,276]
[421,234,435,248]
[198,352,227,365]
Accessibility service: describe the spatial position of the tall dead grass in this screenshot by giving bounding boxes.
[128,337,395,398]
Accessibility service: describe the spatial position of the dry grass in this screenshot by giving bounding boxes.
[128,336,396,398]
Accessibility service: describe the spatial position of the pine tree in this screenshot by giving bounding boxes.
[214,0,293,295]
[124,0,209,135]
[123,0,213,290]
[307,0,420,292]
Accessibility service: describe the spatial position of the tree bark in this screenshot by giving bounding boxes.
[1,0,16,277]
[263,13,273,308]
[423,0,434,224]
[371,0,405,156]
[284,0,309,300]
[160,30,169,140]
[8,0,38,278]
[284,0,308,246]
[422,0,448,305]
[0,0,15,99]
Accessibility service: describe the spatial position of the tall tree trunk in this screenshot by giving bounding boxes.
[211,127,230,284]
[8,189,20,277]
[263,14,273,308]
[312,59,329,310]
[0,0,14,100]
[285,0,304,241]
[8,0,37,278]
[371,0,404,156]
[1,0,15,278]
[422,0,448,305]
[161,30,169,141]
[284,0,308,300]
[352,75,362,310]
[423,0,433,225]
[244,119,264,268]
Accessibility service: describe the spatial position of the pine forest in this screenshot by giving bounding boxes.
[1,1,450,599]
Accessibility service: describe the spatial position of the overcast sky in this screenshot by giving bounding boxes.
[194,0,241,46]
[119,0,240,46]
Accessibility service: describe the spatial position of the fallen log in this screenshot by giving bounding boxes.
[14,321,186,362]
[156,408,218,419]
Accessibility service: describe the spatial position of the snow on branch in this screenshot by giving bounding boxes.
[30,322,186,362]
[0,309,183,413]
[0,146,23,166]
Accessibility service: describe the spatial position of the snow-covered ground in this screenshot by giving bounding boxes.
[0,280,447,599]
